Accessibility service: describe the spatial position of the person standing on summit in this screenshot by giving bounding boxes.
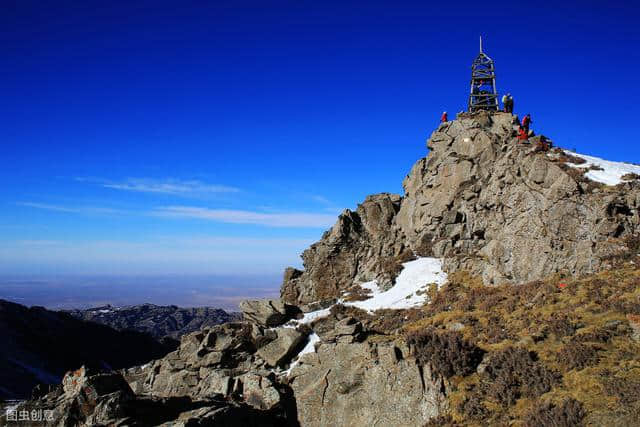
[522,113,532,132]
[441,111,448,123]
[502,93,514,113]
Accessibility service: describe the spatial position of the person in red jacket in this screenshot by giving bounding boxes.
[441,111,448,123]
[517,126,528,141]
[522,113,532,132]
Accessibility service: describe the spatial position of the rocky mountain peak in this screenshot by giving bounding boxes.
[8,111,640,427]
[282,110,640,306]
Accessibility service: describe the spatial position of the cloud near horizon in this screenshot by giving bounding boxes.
[154,206,337,228]
[78,177,240,196]
[15,202,123,216]
[15,201,338,228]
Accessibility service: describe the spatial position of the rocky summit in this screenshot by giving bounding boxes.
[283,111,640,305]
[5,111,640,426]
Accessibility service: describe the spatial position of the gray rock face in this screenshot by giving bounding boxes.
[239,299,296,327]
[15,364,285,426]
[142,322,259,399]
[256,328,306,367]
[281,193,411,305]
[241,373,281,410]
[282,111,640,305]
[288,340,448,427]
[314,316,365,344]
[16,313,448,426]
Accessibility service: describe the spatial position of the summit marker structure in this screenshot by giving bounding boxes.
[468,36,499,112]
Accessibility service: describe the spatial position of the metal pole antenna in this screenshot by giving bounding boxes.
[479,35,483,53]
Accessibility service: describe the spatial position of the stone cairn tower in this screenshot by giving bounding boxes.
[468,36,499,112]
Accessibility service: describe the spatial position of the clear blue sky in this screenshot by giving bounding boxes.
[2,0,640,277]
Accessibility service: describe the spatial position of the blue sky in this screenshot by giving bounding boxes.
[2,0,640,278]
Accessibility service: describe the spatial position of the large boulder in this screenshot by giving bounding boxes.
[256,328,306,367]
[16,366,136,426]
[288,340,448,426]
[314,316,364,344]
[240,373,281,410]
[239,299,297,327]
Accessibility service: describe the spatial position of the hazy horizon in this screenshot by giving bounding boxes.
[0,273,281,311]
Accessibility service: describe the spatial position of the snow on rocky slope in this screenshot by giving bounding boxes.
[561,150,640,186]
[283,257,446,372]
[345,257,447,312]
[290,257,446,326]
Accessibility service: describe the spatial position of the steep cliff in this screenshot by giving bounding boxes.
[283,111,640,306]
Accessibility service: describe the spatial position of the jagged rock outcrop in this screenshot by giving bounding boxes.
[281,193,411,305]
[288,339,448,427]
[256,328,306,367]
[141,323,262,398]
[239,299,299,327]
[121,320,305,412]
[9,297,451,426]
[282,111,640,305]
[9,365,286,426]
[123,302,449,425]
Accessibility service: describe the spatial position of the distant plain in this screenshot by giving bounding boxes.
[0,274,279,311]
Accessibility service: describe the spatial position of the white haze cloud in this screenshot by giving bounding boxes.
[154,206,336,228]
[15,202,123,215]
[78,177,240,196]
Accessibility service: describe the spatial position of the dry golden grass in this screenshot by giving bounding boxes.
[400,262,640,425]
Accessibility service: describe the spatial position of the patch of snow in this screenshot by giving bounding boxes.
[282,307,332,329]
[277,257,447,377]
[560,150,640,186]
[283,332,320,376]
[298,332,320,356]
[298,307,332,324]
[359,280,380,293]
[345,257,447,312]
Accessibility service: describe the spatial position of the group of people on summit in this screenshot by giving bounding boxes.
[440,94,533,142]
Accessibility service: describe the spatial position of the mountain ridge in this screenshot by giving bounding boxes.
[64,303,240,340]
[5,110,640,426]
[0,299,175,400]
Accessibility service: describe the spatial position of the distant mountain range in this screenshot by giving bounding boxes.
[64,303,241,340]
[0,299,175,399]
[0,300,240,399]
